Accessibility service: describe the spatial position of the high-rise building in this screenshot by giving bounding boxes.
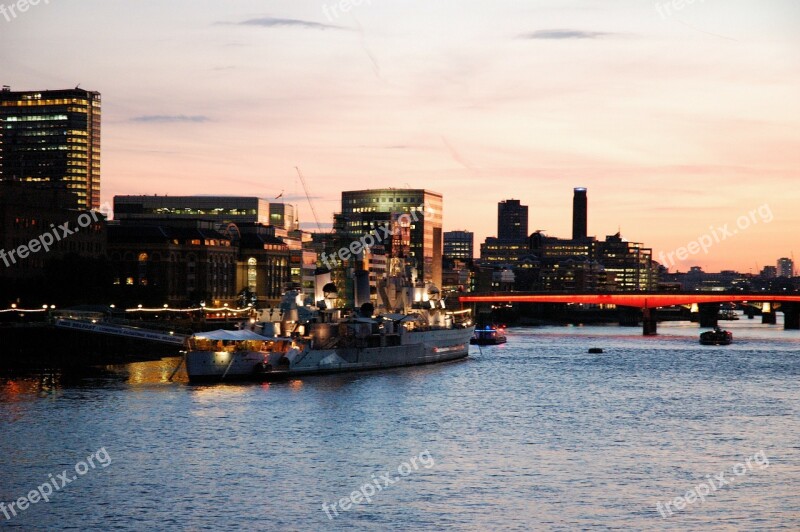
[480,200,530,265]
[0,87,101,209]
[572,187,588,240]
[777,257,794,278]
[497,199,528,242]
[339,189,443,287]
[444,230,473,260]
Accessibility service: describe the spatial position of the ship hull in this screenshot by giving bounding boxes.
[186,327,473,383]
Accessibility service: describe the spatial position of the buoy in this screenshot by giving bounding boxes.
[588,348,603,354]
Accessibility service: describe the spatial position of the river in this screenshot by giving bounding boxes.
[1,318,799,530]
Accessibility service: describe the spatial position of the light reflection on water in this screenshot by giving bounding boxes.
[1,320,799,530]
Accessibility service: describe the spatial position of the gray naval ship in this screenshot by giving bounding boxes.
[185,261,474,383]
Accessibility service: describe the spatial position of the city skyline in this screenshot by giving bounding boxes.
[2,0,798,271]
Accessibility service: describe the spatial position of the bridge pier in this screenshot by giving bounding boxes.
[689,303,699,323]
[698,303,720,328]
[762,302,777,324]
[782,303,800,330]
[642,308,658,336]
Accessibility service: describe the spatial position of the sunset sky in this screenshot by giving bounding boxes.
[2,0,798,272]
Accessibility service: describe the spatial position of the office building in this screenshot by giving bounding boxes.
[777,257,794,278]
[107,219,236,304]
[481,200,530,265]
[596,233,656,291]
[444,230,473,260]
[114,195,274,225]
[479,238,530,265]
[339,189,443,287]
[497,199,528,242]
[269,203,297,231]
[112,195,315,306]
[0,87,101,209]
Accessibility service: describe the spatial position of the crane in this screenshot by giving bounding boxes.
[294,166,323,232]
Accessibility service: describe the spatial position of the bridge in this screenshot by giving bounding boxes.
[458,292,800,335]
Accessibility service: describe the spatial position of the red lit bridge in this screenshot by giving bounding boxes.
[458,292,800,335]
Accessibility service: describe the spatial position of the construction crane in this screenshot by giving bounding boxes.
[295,166,323,232]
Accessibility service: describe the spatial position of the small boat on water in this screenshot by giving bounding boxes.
[470,325,507,346]
[700,327,733,345]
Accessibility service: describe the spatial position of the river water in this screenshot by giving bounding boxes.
[1,318,799,530]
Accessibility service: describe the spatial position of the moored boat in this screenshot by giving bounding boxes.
[470,325,507,345]
[185,258,474,383]
[700,327,733,345]
[185,312,473,383]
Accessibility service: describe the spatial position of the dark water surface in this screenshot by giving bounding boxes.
[2,319,799,530]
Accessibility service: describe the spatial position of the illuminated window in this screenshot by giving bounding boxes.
[247,257,257,293]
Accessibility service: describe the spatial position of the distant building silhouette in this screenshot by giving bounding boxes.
[497,199,528,242]
[572,187,588,240]
[479,188,657,291]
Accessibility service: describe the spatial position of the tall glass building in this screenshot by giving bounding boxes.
[0,87,101,209]
[339,189,443,287]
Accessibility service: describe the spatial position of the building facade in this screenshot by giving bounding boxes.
[107,220,237,305]
[114,195,276,225]
[111,196,314,306]
[269,203,297,231]
[0,87,101,209]
[0,182,106,280]
[339,189,443,288]
[444,230,474,260]
[777,257,794,278]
